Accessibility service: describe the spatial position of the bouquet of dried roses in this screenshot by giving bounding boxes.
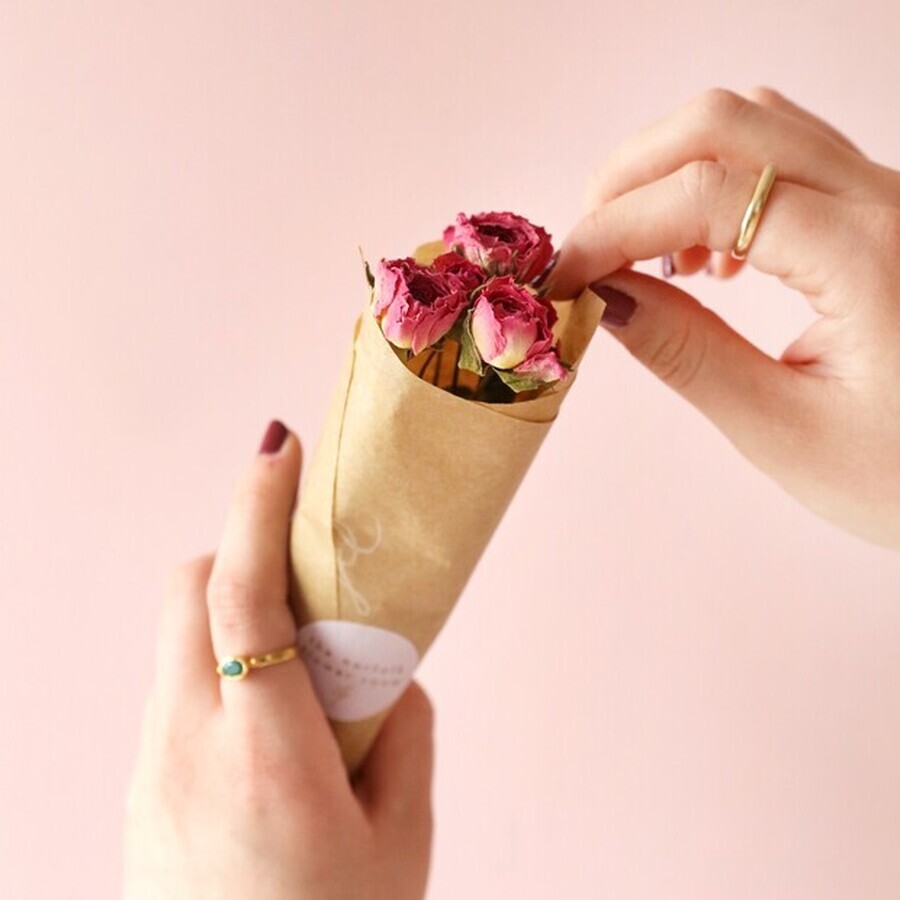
[288,212,605,773]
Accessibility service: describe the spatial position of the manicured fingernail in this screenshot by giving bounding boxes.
[589,282,636,328]
[533,250,560,289]
[662,254,675,279]
[259,419,288,454]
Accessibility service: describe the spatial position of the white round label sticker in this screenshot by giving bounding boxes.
[297,620,420,722]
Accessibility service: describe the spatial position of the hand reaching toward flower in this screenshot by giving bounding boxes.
[545,87,900,549]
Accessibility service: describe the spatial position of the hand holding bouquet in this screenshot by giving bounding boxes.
[289,211,605,773]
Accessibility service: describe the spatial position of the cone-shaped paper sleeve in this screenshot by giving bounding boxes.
[288,273,605,773]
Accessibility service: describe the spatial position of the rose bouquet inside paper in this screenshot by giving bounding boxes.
[288,212,605,773]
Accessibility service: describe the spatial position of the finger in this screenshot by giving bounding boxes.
[206,421,317,719]
[741,86,865,157]
[549,160,851,314]
[667,246,746,280]
[584,88,864,213]
[586,269,819,467]
[355,681,435,844]
[154,553,219,716]
[667,245,711,277]
[708,250,744,280]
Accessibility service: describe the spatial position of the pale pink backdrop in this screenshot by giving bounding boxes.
[2,2,900,898]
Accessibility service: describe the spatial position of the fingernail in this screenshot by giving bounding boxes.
[662,254,675,279]
[589,282,637,328]
[532,250,560,289]
[259,419,288,454]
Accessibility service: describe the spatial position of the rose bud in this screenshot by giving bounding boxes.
[372,257,469,355]
[469,276,568,384]
[443,211,554,284]
[431,251,484,294]
[512,349,568,384]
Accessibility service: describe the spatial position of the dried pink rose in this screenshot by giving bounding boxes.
[443,211,554,284]
[469,276,568,385]
[431,251,484,294]
[373,257,469,355]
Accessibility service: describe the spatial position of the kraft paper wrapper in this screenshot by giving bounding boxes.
[288,248,605,774]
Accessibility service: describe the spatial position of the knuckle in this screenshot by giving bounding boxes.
[584,167,602,208]
[232,465,293,529]
[744,84,783,106]
[228,734,333,822]
[587,203,605,235]
[206,571,263,619]
[694,87,746,124]
[845,202,900,273]
[586,205,625,262]
[678,160,728,233]
[632,318,708,392]
[229,770,276,823]
[871,205,900,253]
[166,554,214,597]
[231,736,285,798]
[234,473,276,517]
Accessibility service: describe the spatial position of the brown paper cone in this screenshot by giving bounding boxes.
[288,251,605,774]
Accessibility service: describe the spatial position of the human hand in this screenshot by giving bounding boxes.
[123,421,434,900]
[545,87,900,549]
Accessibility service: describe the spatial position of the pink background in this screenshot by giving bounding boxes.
[2,2,900,897]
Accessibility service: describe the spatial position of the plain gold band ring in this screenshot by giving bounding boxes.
[731,162,777,260]
[216,644,299,681]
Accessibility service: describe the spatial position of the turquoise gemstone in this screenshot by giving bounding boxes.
[221,658,244,678]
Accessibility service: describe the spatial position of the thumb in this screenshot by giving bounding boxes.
[356,680,435,840]
[587,269,812,465]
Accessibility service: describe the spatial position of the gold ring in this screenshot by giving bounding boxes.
[216,644,299,681]
[731,162,777,260]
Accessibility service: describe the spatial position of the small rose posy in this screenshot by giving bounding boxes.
[368,210,569,395]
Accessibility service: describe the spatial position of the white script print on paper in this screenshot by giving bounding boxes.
[297,620,420,722]
[334,516,382,617]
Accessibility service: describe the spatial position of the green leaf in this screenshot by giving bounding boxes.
[358,246,376,289]
[458,311,485,376]
[495,367,546,393]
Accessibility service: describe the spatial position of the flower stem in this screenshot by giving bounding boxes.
[431,348,442,386]
[417,349,437,379]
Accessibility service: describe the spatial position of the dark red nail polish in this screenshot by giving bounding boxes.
[533,250,560,289]
[662,254,675,279]
[589,282,637,327]
[259,419,288,454]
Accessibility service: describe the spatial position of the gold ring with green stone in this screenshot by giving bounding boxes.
[216,644,299,681]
